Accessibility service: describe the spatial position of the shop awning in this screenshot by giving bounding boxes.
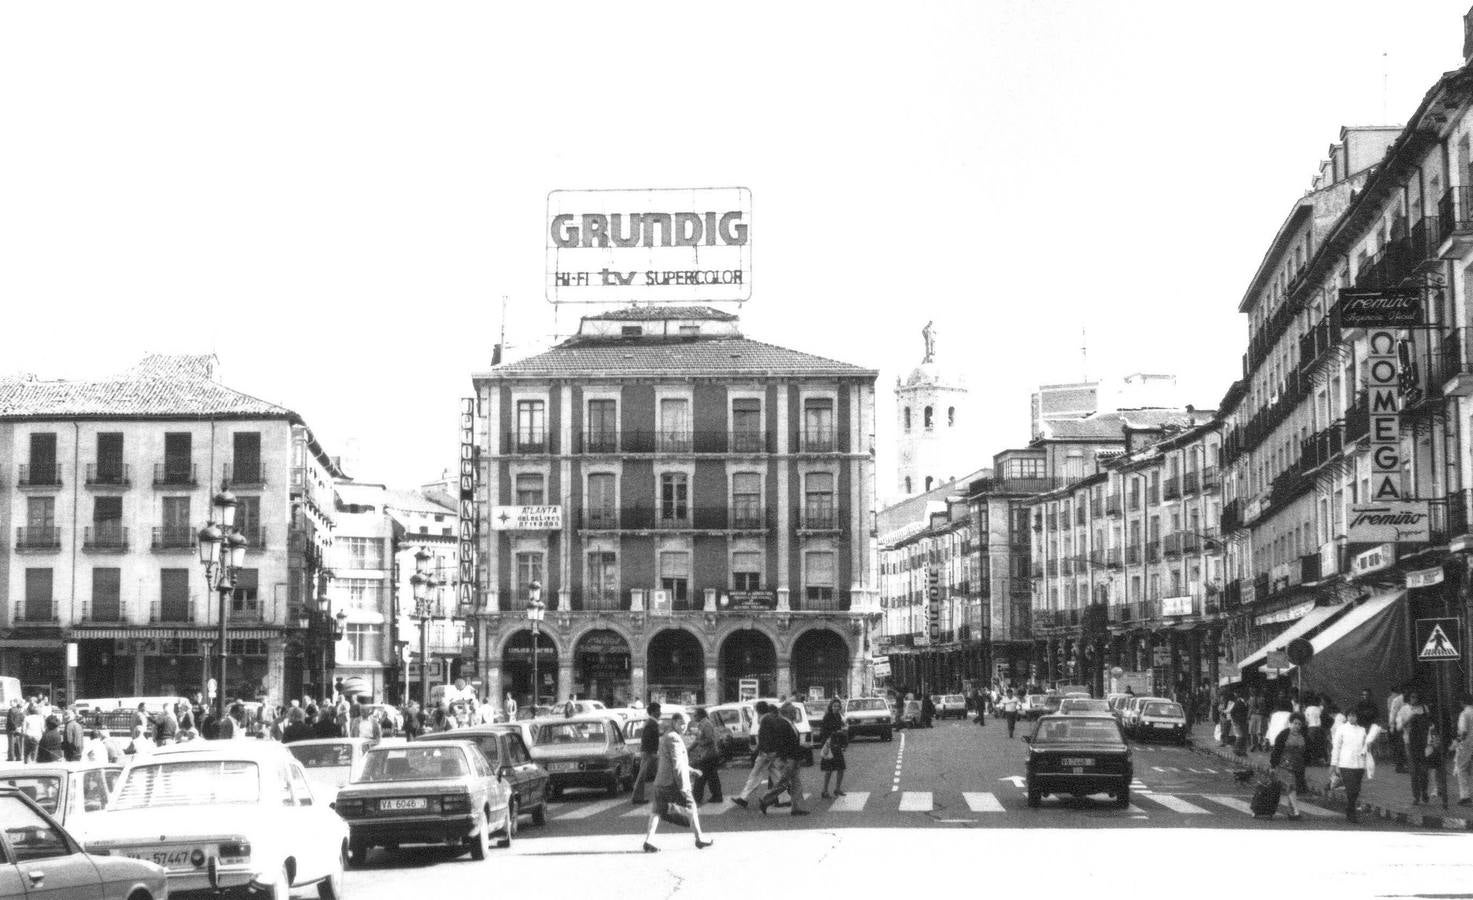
[1235,605,1342,673]
[1295,591,1410,705]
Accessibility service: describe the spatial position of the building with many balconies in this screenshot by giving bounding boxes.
[0,354,341,704]
[468,306,880,707]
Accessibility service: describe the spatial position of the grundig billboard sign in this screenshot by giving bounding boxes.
[546,187,752,303]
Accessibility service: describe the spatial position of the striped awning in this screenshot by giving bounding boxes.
[68,627,283,640]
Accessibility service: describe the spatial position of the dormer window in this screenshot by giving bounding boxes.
[621,326,643,336]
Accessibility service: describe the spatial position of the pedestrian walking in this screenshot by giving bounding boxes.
[688,708,724,805]
[1330,708,1371,823]
[1269,713,1308,819]
[972,687,987,727]
[641,711,712,852]
[5,700,23,762]
[1454,694,1473,807]
[732,702,782,809]
[61,708,84,762]
[758,703,809,816]
[1001,690,1021,738]
[631,701,662,805]
[1387,685,1408,773]
[818,699,848,799]
[503,691,518,722]
[21,702,45,763]
[1401,690,1432,805]
[1248,691,1266,752]
[920,694,935,729]
[155,704,179,747]
[124,723,154,756]
[36,715,65,763]
[1303,695,1325,765]
[1227,691,1250,756]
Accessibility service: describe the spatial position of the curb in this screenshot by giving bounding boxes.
[1181,734,1473,832]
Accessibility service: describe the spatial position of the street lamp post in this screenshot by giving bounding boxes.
[410,547,442,710]
[526,581,544,710]
[197,488,247,723]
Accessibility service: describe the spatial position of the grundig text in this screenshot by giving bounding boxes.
[551,212,749,248]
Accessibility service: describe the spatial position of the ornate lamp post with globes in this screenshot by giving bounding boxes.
[197,488,248,722]
[410,547,444,709]
[526,581,545,709]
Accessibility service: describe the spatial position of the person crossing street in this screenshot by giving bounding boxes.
[1000,690,1021,738]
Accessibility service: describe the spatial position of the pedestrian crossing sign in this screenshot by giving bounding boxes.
[1415,617,1461,661]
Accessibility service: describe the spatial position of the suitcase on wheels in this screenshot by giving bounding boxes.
[1251,778,1282,818]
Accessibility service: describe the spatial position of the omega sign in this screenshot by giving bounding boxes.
[1366,330,1404,501]
[546,187,752,303]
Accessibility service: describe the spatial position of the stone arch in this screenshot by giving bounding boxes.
[571,627,634,708]
[788,627,853,699]
[493,625,567,658]
[498,626,562,707]
[717,627,779,702]
[645,627,708,705]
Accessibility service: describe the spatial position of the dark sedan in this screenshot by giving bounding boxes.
[1024,714,1133,808]
[531,715,636,799]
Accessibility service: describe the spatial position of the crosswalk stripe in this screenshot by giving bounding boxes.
[1205,795,1257,816]
[1293,801,1336,818]
[828,791,869,812]
[1146,793,1212,815]
[899,791,933,811]
[962,792,1004,812]
[1125,804,1149,816]
[552,798,627,820]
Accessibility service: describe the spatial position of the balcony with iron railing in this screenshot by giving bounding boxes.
[1147,543,1161,563]
[1044,559,1057,578]
[1354,237,1416,289]
[1269,465,1311,510]
[17,464,61,488]
[1221,498,1243,533]
[13,599,57,625]
[1046,512,1058,532]
[153,463,198,488]
[1410,216,1443,269]
[1301,421,1344,475]
[800,430,838,453]
[504,432,550,454]
[80,600,127,623]
[150,599,196,624]
[223,462,266,487]
[1163,533,1184,558]
[151,526,197,551]
[583,508,620,530]
[1343,390,1370,444]
[1438,185,1473,253]
[729,508,766,530]
[1254,572,1270,602]
[1182,471,1200,496]
[1449,488,1471,541]
[801,507,840,531]
[1220,580,1242,610]
[1202,467,1219,491]
[226,598,278,624]
[1074,506,1087,525]
[1060,557,1074,576]
[1299,309,1343,376]
[1163,475,1180,501]
[1401,329,1450,413]
[85,463,131,488]
[15,527,61,552]
[1124,543,1141,565]
[1105,493,1122,516]
[1441,327,1473,398]
[1127,492,1140,513]
[237,526,266,550]
[1146,483,1159,505]
[1105,547,1122,568]
[1245,294,1301,373]
[1299,552,1322,585]
[83,525,129,552]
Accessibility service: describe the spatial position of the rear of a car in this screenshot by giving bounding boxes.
[1059,698,1112,716]
[1025,715,1132,806]
[843,698,893,741]
[334,743,484,849]
[532,718,626,795]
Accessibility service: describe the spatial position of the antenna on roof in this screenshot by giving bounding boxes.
[1081,327,1089,382]
[1382,50,1389,122]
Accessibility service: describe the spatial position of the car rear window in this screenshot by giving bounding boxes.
[1033,719,1124,745]
[113,760,260,809]
[1062,700,1110,712]
[1,776,61,813]
[360,746,468,782]
[537,721,610,744]
[288,744,353,768]
[847,699,888,712]
[712,710,741,728]
[1144,703,1184,718]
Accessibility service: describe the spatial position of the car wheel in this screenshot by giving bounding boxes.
[319,844,346,900]
[531,787,548,826]
[497,800,517,848]
[1116,787,1130,808]
[1027,787,1041,808]
[347,836,369,869]
[468,808,490,861]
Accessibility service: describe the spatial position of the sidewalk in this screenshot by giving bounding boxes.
[1186,722,1472,831]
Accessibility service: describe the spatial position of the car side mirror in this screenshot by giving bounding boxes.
[329,801,336,810]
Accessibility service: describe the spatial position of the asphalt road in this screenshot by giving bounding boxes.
[331,716,1473,897]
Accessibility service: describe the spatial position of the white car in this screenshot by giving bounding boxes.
[85,740,348,900]
[286,737,376,807]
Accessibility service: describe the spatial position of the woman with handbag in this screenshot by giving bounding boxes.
[1329,708,1371,824]
[1269,713,1308,819]
[689,708,724,805]
[818,699,849,799]
[643,711,713,852]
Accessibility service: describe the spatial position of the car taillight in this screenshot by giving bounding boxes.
[218,840,251,863]
[335,798,364,817]
[441,794,471,814]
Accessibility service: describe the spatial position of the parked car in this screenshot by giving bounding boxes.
[1024,714,1133,808]
[803,700,829,730]
[0,761,121,841]
[433,726,551,826]
[843,697,893,741]
[1121,696,1171,737]
[532,715,637,799]
[84,739,348,898]
[1058,698,1112,716]
[707,702,758,759]
[933,694,969,719]
[1134,700,1189,745]
[552,700,607,717]
[285,737,376,806]
[335,739,514,864]
[486,719,539,752]
[1105,694,1134,721]
[1023,695,1051,720]
[0,786,168,900]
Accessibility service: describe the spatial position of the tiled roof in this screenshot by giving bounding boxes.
[0,354,295,419]
[484,337,876,378]
[1037,409,1193,440]
[384,488,457,515]
[584,306,737,322]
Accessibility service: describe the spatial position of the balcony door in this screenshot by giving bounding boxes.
[25,568,52,621]
[164,433,192,482]
[92,567,122,621]
[97,432,124,482]
[162,497,191,545]
[160,569,191,622]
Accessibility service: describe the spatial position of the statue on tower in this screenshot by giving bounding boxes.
[921,320,936,364]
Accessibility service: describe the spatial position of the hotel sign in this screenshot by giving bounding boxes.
[546,187,752,303]
[1348,500,1431,543]
[1160,595,1194,617]
[490,506,564,531]
[1336,289,1422,328]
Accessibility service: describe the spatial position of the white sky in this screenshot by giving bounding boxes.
[3,1,1470,488]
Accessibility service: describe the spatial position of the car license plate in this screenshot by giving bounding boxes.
[548,762,577,773]
[1061,758,1094,767]
[380,797,427,811]
[126,846,201,870]
[1154,722,1174,728]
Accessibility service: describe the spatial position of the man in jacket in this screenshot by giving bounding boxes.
[1455,694,1473,807]
[631,702,662,805]
[5,700,23,762]
[61,708,85,762]
[155,705,180,746]
[757,705,809,816]
[733,702,782,809]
